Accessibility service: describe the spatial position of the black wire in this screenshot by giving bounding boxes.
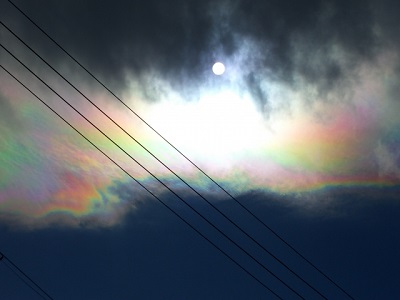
[2,260,45,300]
[0,252,53,300]
[0,19,327,300]
[0,64,283,300]
[1,261,44,299]
[4,1,354,298]
[1,41,304,299]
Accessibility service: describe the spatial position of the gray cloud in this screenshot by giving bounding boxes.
[0,91,24,131]
[0,92,15,121]
[375,143,400,178]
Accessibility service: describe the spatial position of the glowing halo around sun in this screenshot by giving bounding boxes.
[212,62,225,75]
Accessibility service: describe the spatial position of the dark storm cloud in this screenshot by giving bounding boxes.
[371,0,400,47]
[229,0,379,98]
[3,0,219,91]
[2,0,399,101]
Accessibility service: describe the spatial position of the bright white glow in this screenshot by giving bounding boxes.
[147,90,266,164]
[212,62,225,75]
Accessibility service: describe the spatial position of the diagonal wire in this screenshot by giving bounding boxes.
[0,64,283,300]
[0,45,305,299]
[0,19,326,299]
[4,1,354,298]
[0,252,53,300]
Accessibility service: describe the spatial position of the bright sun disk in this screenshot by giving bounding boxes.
[212,62,225,75]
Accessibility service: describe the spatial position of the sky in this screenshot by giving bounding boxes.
[0,0,399,299]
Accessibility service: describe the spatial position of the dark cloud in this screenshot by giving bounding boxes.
[371,0,400,47]
[228,0,379,102]
[3,0,218,91]
[2,0,399,103]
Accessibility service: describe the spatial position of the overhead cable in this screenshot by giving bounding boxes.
[0,46,304,298]
[0,19,326,299]
[0,64,283,299]
[0,252,53,300]
[4,1,354,298]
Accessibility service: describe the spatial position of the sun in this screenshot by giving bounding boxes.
[212,62,225,75]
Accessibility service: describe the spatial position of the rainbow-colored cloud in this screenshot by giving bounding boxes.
[0,50,399,229]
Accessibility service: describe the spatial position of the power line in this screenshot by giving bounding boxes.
[0,20,326,300]
[4,1,354,298]
[1,260,45,299]
[0,64,283,300]
[0,46,305,298]
[0,251,53,300]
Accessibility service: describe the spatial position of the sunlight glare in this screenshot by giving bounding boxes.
[148,90,266,162]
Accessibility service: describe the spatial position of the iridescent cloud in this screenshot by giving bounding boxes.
[0,50,399,228]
